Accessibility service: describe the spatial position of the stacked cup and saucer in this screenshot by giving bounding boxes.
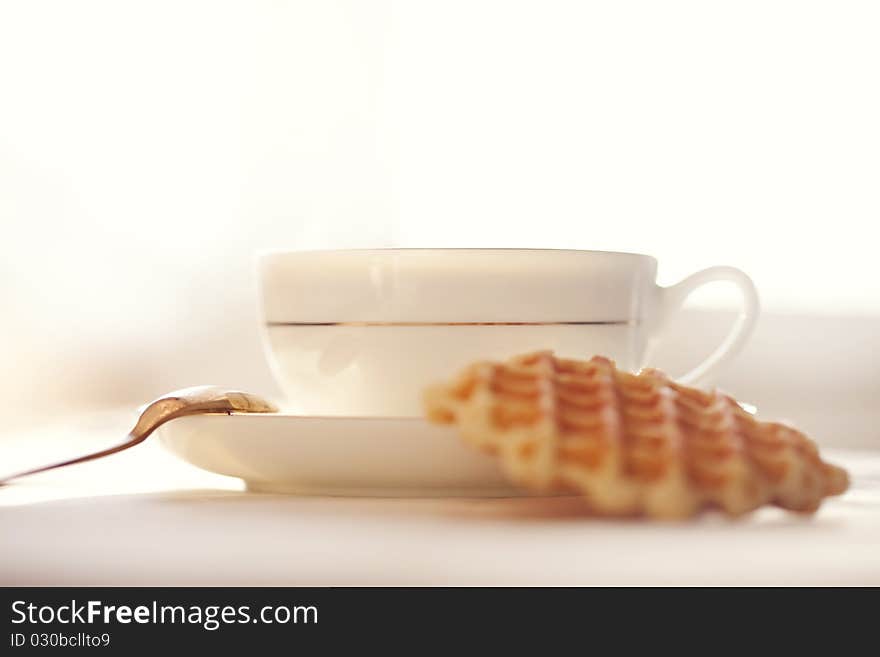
[158,249,758,497]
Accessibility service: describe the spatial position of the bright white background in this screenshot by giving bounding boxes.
[1,1,878,441]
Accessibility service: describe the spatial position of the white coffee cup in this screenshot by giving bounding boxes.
[259,249,759,417]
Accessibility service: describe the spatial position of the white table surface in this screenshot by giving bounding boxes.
[2,412,879,586]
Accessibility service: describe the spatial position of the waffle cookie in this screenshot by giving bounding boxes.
[424,352,849,519]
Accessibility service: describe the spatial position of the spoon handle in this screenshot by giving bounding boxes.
[0,386,277,485]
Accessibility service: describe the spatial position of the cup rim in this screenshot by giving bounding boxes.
[258,247,657,264]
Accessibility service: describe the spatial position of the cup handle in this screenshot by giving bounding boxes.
[650,266,760,386]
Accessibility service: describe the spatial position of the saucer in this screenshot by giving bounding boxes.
[156,413,533,497]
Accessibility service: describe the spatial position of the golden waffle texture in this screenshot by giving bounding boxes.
[424,352,849,518]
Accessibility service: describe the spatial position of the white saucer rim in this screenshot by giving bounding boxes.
[200,411,427,423]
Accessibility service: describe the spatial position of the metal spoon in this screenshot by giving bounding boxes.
[0,386,277,485]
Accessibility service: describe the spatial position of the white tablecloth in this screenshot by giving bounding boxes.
[2,412,879,585]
